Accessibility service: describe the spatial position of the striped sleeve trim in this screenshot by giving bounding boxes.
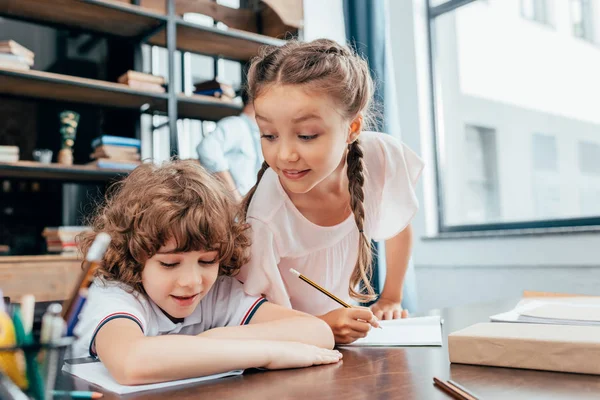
[240,297,267,325]
[89,312,144,358]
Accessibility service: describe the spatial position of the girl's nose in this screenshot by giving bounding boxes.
[278,140,299,162]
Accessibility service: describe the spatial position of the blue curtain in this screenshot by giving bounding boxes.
[343,0,418,313]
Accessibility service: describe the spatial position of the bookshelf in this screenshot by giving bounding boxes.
[0,68,243,120]
[0,0,299,300]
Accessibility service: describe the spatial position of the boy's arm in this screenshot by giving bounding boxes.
[95,318,340,385]
[198,302,335,349]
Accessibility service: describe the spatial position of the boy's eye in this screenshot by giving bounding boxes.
[261,133,277,141]
[298,134,318,141]
[199,259,218,265]
[160,262,179,268]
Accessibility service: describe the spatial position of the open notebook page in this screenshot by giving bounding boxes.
[63,361,243,394]
[342,316,442,347]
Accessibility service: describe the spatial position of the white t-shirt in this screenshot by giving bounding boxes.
[237,132,424,316]
[72,276,266,359]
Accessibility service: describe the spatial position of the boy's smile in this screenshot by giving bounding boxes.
[142,238,220,320]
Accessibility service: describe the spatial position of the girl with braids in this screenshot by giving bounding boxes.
[238,39,424,344]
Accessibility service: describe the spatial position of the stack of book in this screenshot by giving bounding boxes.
[42,226,91,254]
[0,40,34,70]
[0,146,19,163]
[193,79,235,101]
[89,135,141,170]
[118,70,165,93]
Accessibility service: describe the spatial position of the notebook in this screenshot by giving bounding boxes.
[63,360,243,394]
[490,298,600,327]
[342,316,442,347]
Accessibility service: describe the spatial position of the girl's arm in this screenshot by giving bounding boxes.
[371,224,413,319]
[95,318,341,385]
[198,302,335,349]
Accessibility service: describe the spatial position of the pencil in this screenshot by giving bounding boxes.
[51,390,103,399]
[62,233,111,319]
[447,379,480,400]
[289,268,352,308]
[433,377,479,400]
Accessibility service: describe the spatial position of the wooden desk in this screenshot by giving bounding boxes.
[62,299,600,399]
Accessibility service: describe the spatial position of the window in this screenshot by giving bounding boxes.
[141,0,244,162]
[462,125,500,223]
[428,0,600,231]
[521,0,553,26]
[570,0,596,43]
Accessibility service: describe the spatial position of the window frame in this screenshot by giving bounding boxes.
[426,0,600,233]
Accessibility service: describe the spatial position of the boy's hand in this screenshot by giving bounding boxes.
[264,342,342,369]
[370,298,408,320]
[319,307,380,344]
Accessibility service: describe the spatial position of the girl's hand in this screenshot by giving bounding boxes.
[319,307,380,344]
[370,298,409,320]
[264,342,343,369]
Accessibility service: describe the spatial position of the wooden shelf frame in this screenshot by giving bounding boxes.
[0,68,242,120]
[0,161,131,181]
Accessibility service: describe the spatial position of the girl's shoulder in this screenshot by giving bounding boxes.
[247,168,287,223]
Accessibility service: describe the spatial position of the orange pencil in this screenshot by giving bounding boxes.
[62,233,111,320]
[289,268,382,328]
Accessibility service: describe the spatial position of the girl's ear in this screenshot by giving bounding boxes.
[347,115,363,144]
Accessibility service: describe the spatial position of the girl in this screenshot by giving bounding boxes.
[72,160,341,385]
[239,39,424,344]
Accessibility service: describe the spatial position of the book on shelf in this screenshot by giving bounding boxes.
[91,151,141,162]
[123,79,165,93]
[43,226,91,253]
[0,155,19,163]
[91,135,141,149]
[193,79,236,99]
[0,60,30,71]
[0,146,19,155]
[0,53,33,66]
[118,70,165,85]
[0,40,35,59]
[88,158,140,171]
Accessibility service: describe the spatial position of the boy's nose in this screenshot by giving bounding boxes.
[177,265,202,288]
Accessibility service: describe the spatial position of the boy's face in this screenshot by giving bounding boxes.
[141,238,219,320]
[254,84,353,195]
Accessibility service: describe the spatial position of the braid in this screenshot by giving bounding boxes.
[346,140,376,302]
[241,161,270,218]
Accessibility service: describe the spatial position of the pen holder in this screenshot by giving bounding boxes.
[0,336,75,400]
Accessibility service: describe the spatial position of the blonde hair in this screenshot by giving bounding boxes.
[79,160,250,294]
[242,39,377,302]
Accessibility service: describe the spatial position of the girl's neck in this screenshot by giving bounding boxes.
[284,151,352,227]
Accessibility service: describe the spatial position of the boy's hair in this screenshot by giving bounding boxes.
[242,39,377,302]
[79,160,250,294]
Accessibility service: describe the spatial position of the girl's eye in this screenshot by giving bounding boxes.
[298,134,318,141]
[261,133,277,141]
[199,259,218,265]
[160,262,179,268]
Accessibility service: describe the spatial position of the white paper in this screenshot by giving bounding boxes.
[342,316,442,347]
[490,298,600,327]
[63,361,243,394]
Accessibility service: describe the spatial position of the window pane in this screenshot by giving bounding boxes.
[432,0,600,227]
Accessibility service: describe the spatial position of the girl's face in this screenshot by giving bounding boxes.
[254,84,356,195]
[142,238,219,321]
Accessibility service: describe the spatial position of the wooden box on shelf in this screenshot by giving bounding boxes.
[0,255,82,302]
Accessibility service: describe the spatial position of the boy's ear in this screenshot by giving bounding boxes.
[347,115,363,144]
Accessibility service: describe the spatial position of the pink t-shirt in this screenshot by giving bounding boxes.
[238,132,424,316]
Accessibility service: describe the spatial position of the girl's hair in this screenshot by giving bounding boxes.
[79,160,250,294]
[242,38,377,302]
